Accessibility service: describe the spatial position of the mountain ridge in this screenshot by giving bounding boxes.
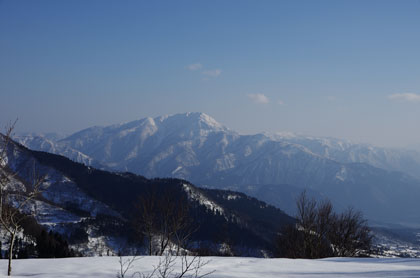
[14,112,420,225]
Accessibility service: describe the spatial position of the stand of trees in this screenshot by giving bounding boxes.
[275,191,372,258]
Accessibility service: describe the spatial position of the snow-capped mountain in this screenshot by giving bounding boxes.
[16,112,420,224]
[58,113,332,186]
[59,112,235,173]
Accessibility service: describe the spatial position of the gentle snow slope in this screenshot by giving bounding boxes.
[2,256,420,278]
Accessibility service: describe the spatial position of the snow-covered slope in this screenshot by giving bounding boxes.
[14,133,99,168]
[59,112,236,175]
[3,137,119,219]
[2,256,420,278]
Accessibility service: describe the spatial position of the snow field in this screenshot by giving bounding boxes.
[1,256,420,278]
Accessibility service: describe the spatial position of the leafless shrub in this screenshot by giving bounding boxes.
[276,191,372,258]
[329,207,373,257]
[117,253,214,278]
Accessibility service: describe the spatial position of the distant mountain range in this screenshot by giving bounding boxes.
[1,136,293,256]
[266,132,420,180]
[15,112,420,225]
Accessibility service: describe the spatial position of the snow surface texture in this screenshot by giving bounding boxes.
[2,256,420,278]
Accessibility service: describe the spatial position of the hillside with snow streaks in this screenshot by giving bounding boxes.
[3,139,119,220]
[183,183,224,215]
[0,137,125,255]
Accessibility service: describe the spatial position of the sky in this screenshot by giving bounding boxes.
[1,0,420,148]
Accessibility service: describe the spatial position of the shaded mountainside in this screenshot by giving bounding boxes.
[31,149,295,252]
[2,137,295,256]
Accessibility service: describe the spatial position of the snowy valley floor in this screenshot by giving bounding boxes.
[2,256,420,278]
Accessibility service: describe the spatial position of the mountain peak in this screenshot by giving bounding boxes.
[156,112,227,131]
[192,112,224,129]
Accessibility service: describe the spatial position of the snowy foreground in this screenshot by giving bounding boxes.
[2,256,420,278]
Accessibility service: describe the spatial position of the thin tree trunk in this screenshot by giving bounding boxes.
[148,234,152,256]
[8,231,16,276]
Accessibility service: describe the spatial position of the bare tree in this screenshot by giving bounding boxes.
[276,191,372,259]
[314,199,334,258]
[136,189,159,256]
[128,185,213,278]
[275,223,303,258]
[153,253,214,278]
[117,253,214,278]
[329,207,372,257]
[295,190,317,258]
[0,122,44,276]
[117,255,157,278]
[136,187,193,256]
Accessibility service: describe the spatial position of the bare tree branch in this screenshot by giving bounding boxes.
[276,191,372,259]
[0,121,44,276]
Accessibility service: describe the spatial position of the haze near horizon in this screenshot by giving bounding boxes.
[1,0,420,149]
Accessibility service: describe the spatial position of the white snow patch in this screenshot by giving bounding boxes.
[183,184,224,214]
[172,166,183,175]
[244,146,252,157]
[226,194,239,201]
[335,166,347,182]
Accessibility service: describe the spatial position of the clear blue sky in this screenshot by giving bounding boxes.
[1,0,420,148]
